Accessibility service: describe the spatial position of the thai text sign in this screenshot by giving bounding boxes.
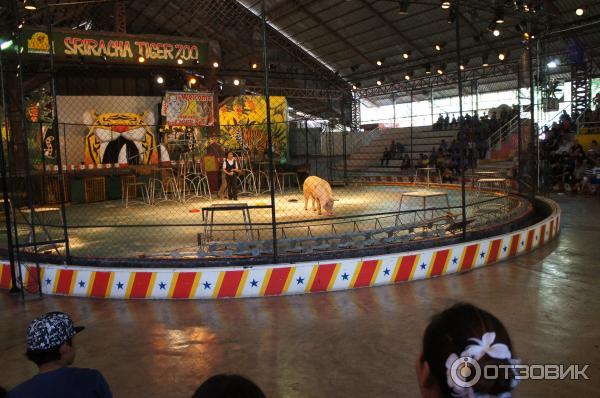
[161,92,215,126]
[21,28,219,66]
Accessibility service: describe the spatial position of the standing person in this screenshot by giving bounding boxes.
[222,151,240,200]
[416,303,519,398]
[7,312,112,398]
[380,147,391,167]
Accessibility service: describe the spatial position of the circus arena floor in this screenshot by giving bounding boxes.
[0,194,598,397]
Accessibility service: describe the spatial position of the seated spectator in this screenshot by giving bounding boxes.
[439,139,448,152]
[401,154,411,170]
[396,141,405,154]
[588,140,599,158]
[192,374,265,398]
[434,114,444,130]
[416,303,518,398]
[581,160,599,194]
[380,146,391,167]
[7,312,112,398]
[390,140,397,159]
[441,167,454,183]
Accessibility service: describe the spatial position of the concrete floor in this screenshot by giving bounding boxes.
[0,195,598,397]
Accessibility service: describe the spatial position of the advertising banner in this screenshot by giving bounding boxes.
[161,92,215,126]
[21,28,219,66]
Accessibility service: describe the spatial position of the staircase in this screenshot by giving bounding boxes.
[344,126,458,173]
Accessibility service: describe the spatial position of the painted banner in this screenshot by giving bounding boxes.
[161,92,215,126]
[20,28,219,66]
[219,96,288,159]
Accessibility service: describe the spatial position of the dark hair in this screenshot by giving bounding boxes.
[0,385,6,398]
[422,303,515,397]
[25,338,72,366]
[192,374,265,398]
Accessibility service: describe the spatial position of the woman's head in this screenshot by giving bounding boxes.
[417,303,517,398]
[192,374,265,398]
[226,151,234,159]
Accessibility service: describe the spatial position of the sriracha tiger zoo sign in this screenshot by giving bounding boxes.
[20,28,220,66]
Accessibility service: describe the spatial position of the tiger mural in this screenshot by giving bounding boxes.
[83,110,169,165]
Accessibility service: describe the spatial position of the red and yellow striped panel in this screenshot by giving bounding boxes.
[485,239,503,265]
[509,233,521,257]
[261,267,294,296]
[126,272,156,299]
[393,254,420,282]
[539,225,546,246]
[24,266,42,291]
[525,229,535,251]
[427,249,451,277]
[549,220,554,240]
[53,269,77,295]
[351,260,381,288]
[214,270,248,298]
[87,271,115,298]
[307,263,340,292]
[169,272,201,299]
[0,264,12,289]
[459,244,480,271]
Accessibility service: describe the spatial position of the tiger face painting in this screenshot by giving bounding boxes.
[83,110,169,165]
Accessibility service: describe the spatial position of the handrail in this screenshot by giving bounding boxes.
[487,114,520,154]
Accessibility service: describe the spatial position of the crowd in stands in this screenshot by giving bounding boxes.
[380,107,523,174]
[4,303,521,398]
[541,108,600,194]
[582,93,600,123]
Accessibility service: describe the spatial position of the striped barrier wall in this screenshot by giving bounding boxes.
[0,200,560,300]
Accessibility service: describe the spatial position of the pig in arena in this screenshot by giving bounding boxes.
[303,176,334,216]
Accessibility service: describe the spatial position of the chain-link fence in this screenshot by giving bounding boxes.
[0,3,559,296]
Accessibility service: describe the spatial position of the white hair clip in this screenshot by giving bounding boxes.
[444,332,518,398]
[463,332,512,361]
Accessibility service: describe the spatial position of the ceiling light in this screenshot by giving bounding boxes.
[0,40,13,50]
[424,63,431,74]
[352,84,357,90]
[156,76,164,84]
[189,77,197,85]
[398,0,409,14]
[435,42,445,51]
[482,54,489,67]
[138,56,145,63]
[24,5,36,10]
[177,59,183,65]
[498,52,506,61]
[441,1,451,9]
[233,79,240,86]
[547,60,558,68]
[495,8,504,24]
[575,8,584,16]
[212,61,219,68]
[437,66,444,75]
[459,64,465,70]
[251,62,258,69]
[493,29,501,36]
[376,78,383,86]
[403,51,411,59]
[376,59,384,66]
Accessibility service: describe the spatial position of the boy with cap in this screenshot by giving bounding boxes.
[7,311,112,398]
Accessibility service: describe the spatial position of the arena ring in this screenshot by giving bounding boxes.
[0,181,560,299]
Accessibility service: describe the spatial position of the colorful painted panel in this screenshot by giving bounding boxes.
[219,96,288,159]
